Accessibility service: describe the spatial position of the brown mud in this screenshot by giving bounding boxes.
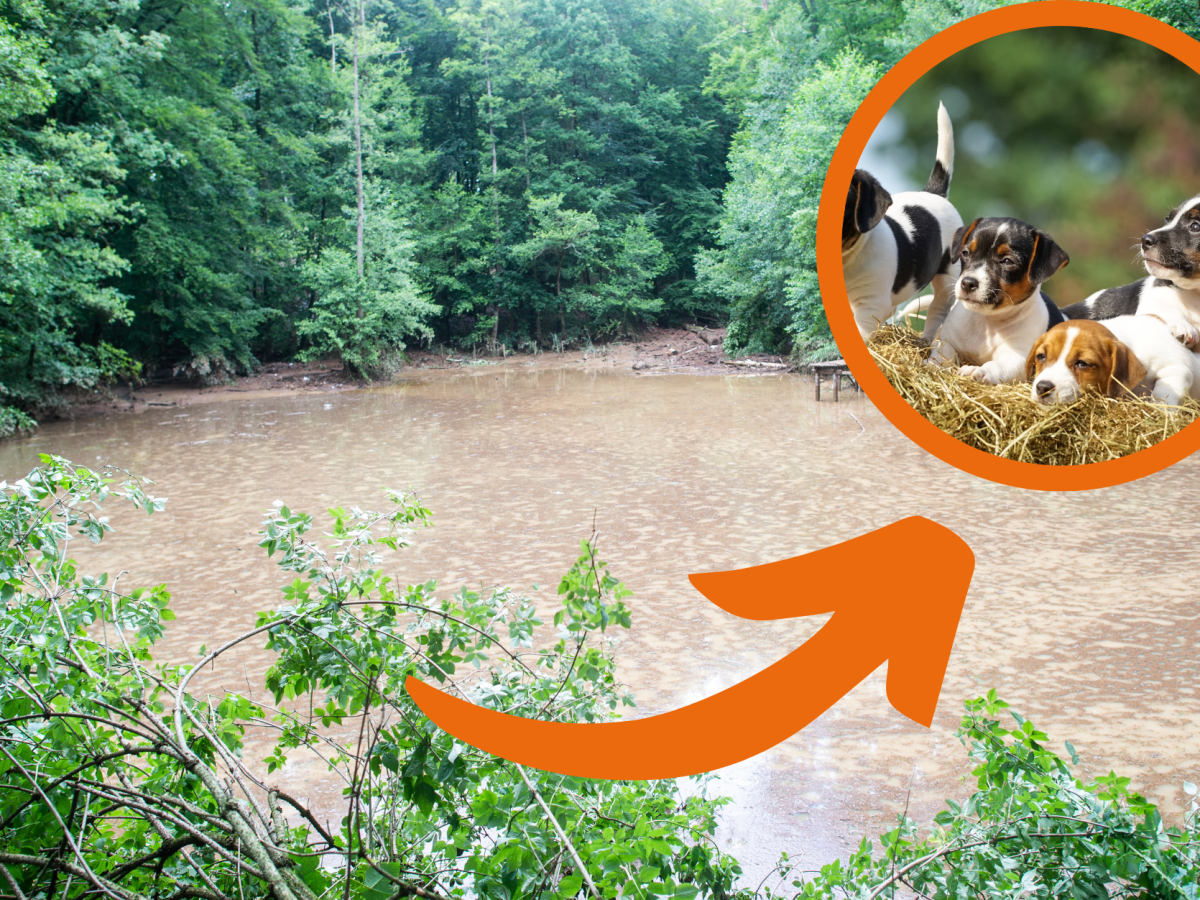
[45,326,790,423]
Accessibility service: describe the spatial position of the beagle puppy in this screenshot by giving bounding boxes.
[1028,316,1200,407]
[1061,193,1200,348]
[843,103,962,341]
[931,217,1070,384]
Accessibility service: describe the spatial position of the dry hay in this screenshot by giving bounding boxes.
[867,325,1200,465]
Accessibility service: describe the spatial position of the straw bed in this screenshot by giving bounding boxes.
[867,325,1200,465]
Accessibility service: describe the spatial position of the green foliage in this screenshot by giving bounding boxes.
[0,4,142,415]
[4,459,1197,900]
[7,0,1200,422]
[0,406,36,439]
[698,51,880,358]
[298,189,436,379]
[0,456,744,900]
[393,0,736,347]
[757,690,1200,899]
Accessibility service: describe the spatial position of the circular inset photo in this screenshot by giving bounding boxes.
[820,3,1200,489]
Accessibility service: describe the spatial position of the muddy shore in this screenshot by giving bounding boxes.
[42,326,797,423]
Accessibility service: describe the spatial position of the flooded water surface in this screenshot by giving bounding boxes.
[3,365,1198,883]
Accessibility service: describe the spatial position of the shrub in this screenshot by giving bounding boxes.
[0,456,742,900]
[759,691,1200,899]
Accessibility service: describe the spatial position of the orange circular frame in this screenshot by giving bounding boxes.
[819,0,1200,491]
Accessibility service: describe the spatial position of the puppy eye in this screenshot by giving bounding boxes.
[960,249,969,258]
[1073,359,1092,369]
[1035,352,1045,362]
[1191,221,1200,232]
[1003,257,1018,266]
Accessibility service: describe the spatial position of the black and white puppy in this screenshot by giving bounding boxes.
[931,217,1070,384]
[843,102,963,342]
[1061,193,1200,347]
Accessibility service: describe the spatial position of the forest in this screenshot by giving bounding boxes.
[2,0,1199,434]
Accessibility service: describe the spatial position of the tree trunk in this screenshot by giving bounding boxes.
[484,21,501,350]
[522,111,530,190]
[327,3,337,74]
[556,252,565,351]
[485,22,498,183]
[351,0,365,309]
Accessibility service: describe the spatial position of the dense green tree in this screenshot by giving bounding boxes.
[297,1,434,377]
[698,51,882,357]
[8,0,1200,431]
[0,4,141,436]
[387,0,736,347]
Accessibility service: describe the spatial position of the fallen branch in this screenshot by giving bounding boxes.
[728,359,788,369]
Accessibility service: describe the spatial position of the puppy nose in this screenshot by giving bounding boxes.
[1035,380,1055,398]
[960,275,979,292]
[1142,233,1158,249]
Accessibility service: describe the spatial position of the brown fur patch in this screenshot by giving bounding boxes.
[1027,321,1146,399]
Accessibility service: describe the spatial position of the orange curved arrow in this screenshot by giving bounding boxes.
[405,516,974,779]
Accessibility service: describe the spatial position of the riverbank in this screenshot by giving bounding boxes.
[38,326,794,423]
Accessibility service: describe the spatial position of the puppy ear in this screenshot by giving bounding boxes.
[1029,231,1070,285]
[1109,339,1147,398]
[950,219,979,259]
[1024,338,1043,383]
[849,169,891,234]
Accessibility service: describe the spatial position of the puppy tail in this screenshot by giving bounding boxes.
[924,101,954,197]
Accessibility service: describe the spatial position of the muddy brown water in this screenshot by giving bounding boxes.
[3,365,1198,886]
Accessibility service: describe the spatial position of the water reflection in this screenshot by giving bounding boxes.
[3,367,1197,884]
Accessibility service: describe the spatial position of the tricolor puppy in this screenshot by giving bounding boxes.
[1027,316,1200,407]
[932,217,1070,384]
[1061,193,1200,347]
[843,102,962,341]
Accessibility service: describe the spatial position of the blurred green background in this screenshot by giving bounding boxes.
[860,26,1200,307]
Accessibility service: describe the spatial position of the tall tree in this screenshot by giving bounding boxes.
[0,3,141,433]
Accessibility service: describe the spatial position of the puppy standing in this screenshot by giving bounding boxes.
[843,103,963,341]
[1028,316,1200,407]
[932,217,1070,384]
[1061,193,1200,347]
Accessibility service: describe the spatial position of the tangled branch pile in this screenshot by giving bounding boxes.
[868,326,1200,465]
[0,458,742,900]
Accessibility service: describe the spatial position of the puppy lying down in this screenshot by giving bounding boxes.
[1027,317,1200,407]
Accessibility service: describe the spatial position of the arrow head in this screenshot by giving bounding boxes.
[688,516,974,727]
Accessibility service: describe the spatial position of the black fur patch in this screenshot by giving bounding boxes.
[887,205,945,296]
[1043,293,1065,328]
[1061,280,1144,320]
[937,247,953,276]
[843,169,892,242]
[925,161,950,198]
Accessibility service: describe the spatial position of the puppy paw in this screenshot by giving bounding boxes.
[1169,322,1200,349]
[959,365,998,385]
[1152,387,1183,407]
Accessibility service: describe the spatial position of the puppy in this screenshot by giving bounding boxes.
[931,217,1070,384]
[1061,193,1200,347]
[843,102,963,341]
[1027,316,1200,406]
